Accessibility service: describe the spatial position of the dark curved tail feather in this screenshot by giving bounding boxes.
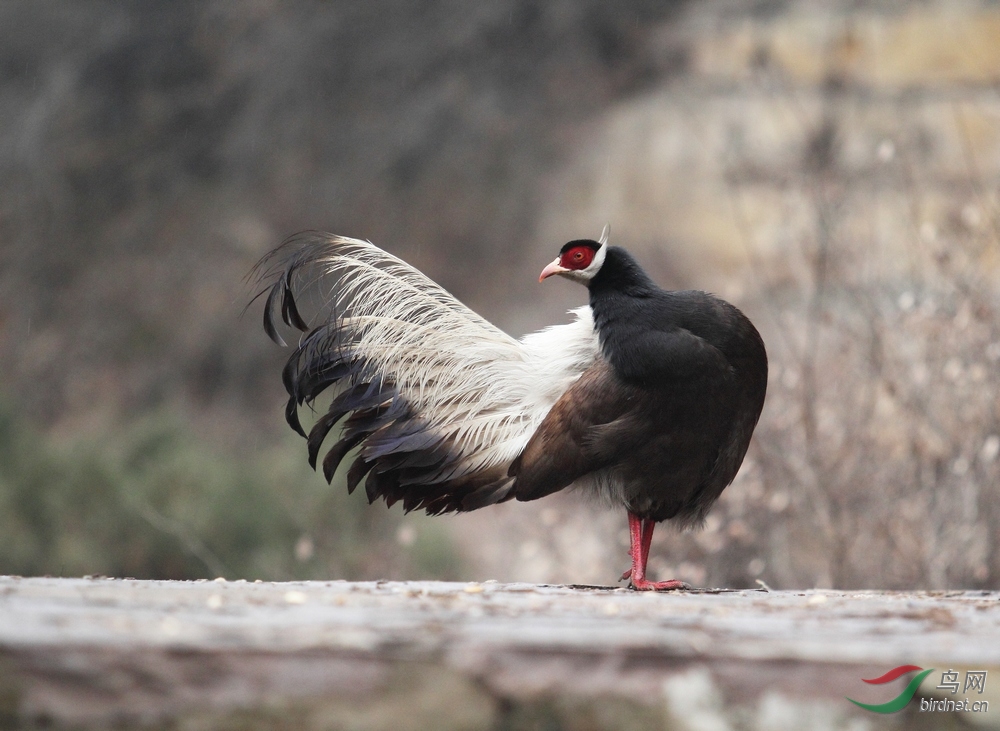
[252,233,523,515]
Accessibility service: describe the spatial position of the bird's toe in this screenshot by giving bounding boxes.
[629,578,691,591]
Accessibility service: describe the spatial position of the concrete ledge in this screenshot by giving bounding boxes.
[2,577,998,729]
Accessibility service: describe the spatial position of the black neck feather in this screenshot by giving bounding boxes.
[588,246,659,298]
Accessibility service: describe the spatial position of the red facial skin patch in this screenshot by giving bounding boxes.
[560,245,595,271]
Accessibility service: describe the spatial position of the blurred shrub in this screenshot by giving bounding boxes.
[0,405,462,581]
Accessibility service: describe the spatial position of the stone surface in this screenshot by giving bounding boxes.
[2,577,999,729]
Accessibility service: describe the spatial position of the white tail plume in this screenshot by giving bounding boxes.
[254,233,598,513]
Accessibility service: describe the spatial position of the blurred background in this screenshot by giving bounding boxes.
[0,0,997,590]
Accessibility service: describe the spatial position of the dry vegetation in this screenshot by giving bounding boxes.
[636,42,1000,591]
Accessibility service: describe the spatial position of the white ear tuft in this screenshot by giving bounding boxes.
[598,223,611,247]
[587,232,608,277]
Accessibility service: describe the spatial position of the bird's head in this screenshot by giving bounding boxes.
[538,225,609,285]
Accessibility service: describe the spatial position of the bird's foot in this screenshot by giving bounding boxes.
[619,568,632,582]
[629,578,691,591]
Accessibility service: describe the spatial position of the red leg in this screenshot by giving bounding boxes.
[620,512,644,581]
[626,514,690,591]
[640,517,655,562]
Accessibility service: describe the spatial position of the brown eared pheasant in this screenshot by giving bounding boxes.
[254,229,767,590]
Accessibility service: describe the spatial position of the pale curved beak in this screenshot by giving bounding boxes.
[539,257,567,282]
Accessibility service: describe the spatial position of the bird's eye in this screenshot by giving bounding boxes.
[561,245,595,270]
